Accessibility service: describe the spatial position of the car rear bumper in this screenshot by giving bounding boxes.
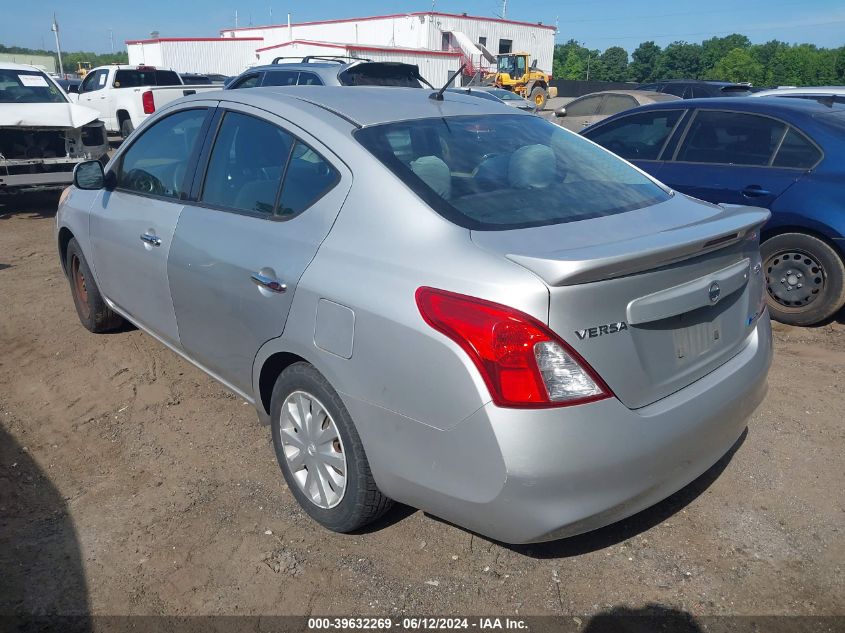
[348,314,772,544]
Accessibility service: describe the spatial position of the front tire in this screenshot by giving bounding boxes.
[270,362,392,532]
[65,238,125,332]
[761,232,845,326]
[530,87,547,109]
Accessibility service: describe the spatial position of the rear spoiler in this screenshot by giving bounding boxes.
[506,206,771,286]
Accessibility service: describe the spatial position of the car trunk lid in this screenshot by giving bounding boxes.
[471,196,770,409]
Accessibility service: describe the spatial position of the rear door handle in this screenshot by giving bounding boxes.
[251,272,287,293]
[742,185,771,198]
[140,233,161,247]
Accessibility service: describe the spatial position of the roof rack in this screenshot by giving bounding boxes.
[271,55,373,65]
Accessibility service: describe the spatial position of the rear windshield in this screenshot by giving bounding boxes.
[338,63,423,88]
[355,114,670,230]
[114,69,181,88]
[0,68,66,103]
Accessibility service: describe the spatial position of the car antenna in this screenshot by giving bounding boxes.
[430,64,466,101]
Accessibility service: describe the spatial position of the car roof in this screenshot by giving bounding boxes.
[0,62,45,72]
[186,85,524,127]
[752,86,845,97]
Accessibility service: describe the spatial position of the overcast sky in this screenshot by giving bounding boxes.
[3,0,843,53]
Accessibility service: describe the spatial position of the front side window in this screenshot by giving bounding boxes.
[262,70,298,87]
[0,68,66,103]
[662,84,688,98]
[598,94,639,115]
[355,114,670,230]
[80,70,105,93]
[231,73,261,89]
[565,95,603,117]
[585,109,685,160]
[677,110,786,166]
[117,108,207,199]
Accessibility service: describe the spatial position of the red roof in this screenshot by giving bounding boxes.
[256,39,463,58]
[126,37,263,45]
[222,11,556,34]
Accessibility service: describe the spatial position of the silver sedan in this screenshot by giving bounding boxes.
[57,86,772,543]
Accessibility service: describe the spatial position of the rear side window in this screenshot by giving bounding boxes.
[676,111,786,166]
[201,111,339,218]
[355,114,670,231]
[262,70,298,87]
[598,94,639,115]
[117,109,207,199]
[297,72,324,86]
[585,110,685,160]
[772,128,821,168]
[201,112,293,215]
[338,63,423,87]
[565,95,603,117]
[113,69,180,88]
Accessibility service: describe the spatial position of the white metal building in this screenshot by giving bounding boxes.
[124,11,556,82]
[126,37,263,76]
[222,12,556,80]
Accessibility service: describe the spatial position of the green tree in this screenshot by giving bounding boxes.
[708,47,764,84]
[558,49,585,80]
[597,46,629,81]
[700,34,751,74]
[656,41,704,79]
[628,41,661,82]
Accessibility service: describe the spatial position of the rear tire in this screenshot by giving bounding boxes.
[530,87,547,110]
[761,232,845,326]
[270,362,392,533]
[65,238,125,333]
[120,118,134,139]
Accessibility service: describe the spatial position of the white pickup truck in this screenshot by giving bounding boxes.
[76,65,218,137]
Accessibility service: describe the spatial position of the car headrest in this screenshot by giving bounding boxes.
[508,144,556,189]
[410,155,451,199]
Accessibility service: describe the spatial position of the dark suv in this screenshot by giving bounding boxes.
[637,80,753,99]
[226,56,432,90]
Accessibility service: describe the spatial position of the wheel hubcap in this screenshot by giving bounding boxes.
[765,250,825,308]
[71,255,91,319]
[279,391,347,509]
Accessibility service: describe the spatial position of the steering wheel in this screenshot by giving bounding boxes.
[124,168,165,196]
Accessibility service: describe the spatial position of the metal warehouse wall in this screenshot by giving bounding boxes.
[0,52,56,73]
[425,14,555,75]
[128,40,259,76]
[223,13,555,75]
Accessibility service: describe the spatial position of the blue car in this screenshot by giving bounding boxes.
[583,97,845,325]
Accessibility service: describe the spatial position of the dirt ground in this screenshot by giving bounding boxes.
[1,192,843,621]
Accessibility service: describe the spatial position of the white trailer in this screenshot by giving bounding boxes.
[126,37,264,77]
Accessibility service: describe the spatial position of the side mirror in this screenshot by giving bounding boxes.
[73,160,105,189]
[555,106,567,118]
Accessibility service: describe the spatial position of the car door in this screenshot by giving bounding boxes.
[558,95,605,132]
[657,109,805,206]
[88,105,213,345]
[167,104,351,394]
[582,107,689,180]
[77,69,110,125]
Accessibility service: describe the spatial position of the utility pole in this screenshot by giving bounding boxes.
[51,13,64,77]
[501,0,507,19]
[109,28,114,53]
[234,10,239,28]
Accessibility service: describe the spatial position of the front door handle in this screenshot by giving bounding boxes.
[742,185,771,198]
[140,233,162,247]
[251,272,287,293]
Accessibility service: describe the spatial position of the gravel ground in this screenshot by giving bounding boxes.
[0,192,843,621]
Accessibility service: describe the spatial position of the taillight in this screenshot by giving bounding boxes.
[142,90,155,114]
[415,287,611,408]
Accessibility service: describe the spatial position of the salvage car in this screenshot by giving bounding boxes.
[0,62,108,192]
[57,86,772,544]
[553,90,679,131]
[583,96,845,325]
